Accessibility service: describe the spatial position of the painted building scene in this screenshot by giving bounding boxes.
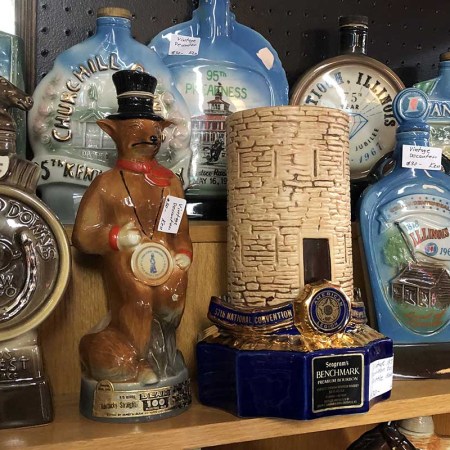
[71,84,115,163]
[191,84,232,167]
[391,263,450,309]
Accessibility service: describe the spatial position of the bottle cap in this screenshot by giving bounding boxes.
[393,88,429,129]
[440,52,450,62]
[97,7,132,20]
[339,15,369,28]
[397,416,434,435]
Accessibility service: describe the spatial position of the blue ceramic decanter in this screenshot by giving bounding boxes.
[29,7,191,224]
[415,52,450,162]
[0,30,26,158]
[359,88,450,377]
[150,0,288,219]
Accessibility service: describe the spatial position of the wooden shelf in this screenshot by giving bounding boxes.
[2,379,450,449]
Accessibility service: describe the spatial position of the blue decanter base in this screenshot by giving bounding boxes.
[197,338,393,420]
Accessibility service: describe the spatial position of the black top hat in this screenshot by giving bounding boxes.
[108,70,165,121]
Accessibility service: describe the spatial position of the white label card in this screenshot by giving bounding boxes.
[402,144,442,170]
[168,34,201,56]
[158,195,186,234]
[369,356,393,400]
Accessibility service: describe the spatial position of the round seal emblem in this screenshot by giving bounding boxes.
[131,242,174,286]
[308,287,351,334]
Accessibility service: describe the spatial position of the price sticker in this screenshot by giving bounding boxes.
[158,195,186,234]
[168,34,201,56]
[369,357,393,400]
[402,145,442,170]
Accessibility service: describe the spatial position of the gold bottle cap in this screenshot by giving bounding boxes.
[97,7,132,20]
[440,52,450,62]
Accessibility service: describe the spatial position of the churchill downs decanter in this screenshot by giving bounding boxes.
[29,7,191,224]
[0,76,70,428]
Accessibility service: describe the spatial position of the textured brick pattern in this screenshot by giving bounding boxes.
[227,106,352,307]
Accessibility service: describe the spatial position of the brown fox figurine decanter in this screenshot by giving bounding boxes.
[73,70,192,422]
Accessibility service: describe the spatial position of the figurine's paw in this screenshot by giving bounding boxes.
[175,253,191,270]
[137,366,159,385]
[118,221,142,250]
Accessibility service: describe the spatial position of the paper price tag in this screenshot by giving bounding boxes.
[158,195,186,234]
[168,35,201,56]
[369,356,393,400]
[402,145,442,170]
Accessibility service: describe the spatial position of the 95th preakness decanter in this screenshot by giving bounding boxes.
[73,70,192,422]
[359,88,450,377]
[0,77,70,428]
[150,0,288,220]
[197,105,393,420]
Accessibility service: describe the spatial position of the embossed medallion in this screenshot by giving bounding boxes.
[131,242,174,287]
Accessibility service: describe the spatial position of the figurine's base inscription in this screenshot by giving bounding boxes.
[90,378,191,420]
[312,354,364,413]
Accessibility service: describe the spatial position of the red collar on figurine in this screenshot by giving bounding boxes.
[116,159,174,187]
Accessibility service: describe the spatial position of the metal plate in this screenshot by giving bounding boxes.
[0,185,70,341]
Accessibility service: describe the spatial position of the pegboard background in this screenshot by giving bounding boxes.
[35,0,450,91]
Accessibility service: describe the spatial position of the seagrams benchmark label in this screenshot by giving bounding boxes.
[93,379,191,418]
[312,353,364,413]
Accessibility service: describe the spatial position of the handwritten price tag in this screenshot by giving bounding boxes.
[369,357,393,400]
[168,34,201,56]
[158,195,186,234]
[402,144,442,170]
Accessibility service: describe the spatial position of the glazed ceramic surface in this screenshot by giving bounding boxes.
[359,88,450,344]
[415,53,450,160]
[197,105,393,420]
[0,77,70,429]
[73,70,192,422]
[150,0,288,219]
[0,31,26,158]
[291,17,404,181]
[29,9,191,224]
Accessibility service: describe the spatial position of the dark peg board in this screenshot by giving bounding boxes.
[36,0,450,91]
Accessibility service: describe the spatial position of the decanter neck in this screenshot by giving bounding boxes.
[339,20,368,55]
[95,16,132,38]
[195,0,232,38]
[393,130,430,171]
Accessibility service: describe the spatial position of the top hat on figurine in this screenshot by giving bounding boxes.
[108,70,165,121]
